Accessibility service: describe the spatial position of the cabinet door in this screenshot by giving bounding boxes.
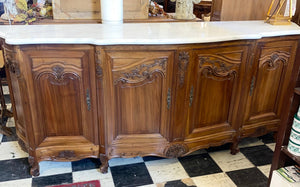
[242,39,299,137]
[20,45,98,160]
[102,49,174,157]
[185,45,249,147]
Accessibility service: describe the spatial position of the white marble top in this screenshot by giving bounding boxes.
[0,21,300,45]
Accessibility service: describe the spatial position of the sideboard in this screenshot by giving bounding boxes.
[1,21,300,176]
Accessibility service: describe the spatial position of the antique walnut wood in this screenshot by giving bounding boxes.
[1,36,300,176]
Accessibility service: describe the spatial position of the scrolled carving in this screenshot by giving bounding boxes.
[114,58,167,85]
[95,50,103,79]
[259,51,290,70]
[2,45,20,77]
[96,59,103,78]
[164,143,188,158]
[47,65,80,85]
[57,150,76,159]
[198,56,237,80]
[178,51,190,86]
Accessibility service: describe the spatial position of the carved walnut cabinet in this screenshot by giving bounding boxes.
[1,36,300,176]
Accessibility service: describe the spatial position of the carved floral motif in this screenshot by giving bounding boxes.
[95,50,103,79]
[178,51,190,86]
[114,58,167,85]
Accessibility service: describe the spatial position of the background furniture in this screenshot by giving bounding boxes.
[163,0,212,18]
[0,47,13,136]
[292,0,300,25]
[211,0,274,21]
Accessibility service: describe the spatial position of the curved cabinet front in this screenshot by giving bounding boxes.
[2,36,300,176]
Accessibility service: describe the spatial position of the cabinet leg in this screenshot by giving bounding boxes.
[230,141,240,155]
[28,156,40,176]
[100,154,109,174]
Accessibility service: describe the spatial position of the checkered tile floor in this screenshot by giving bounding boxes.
[0,85,275,187]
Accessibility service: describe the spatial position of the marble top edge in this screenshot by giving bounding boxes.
[1,21,300,45]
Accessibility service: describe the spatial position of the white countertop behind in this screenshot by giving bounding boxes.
[0,21,300,45]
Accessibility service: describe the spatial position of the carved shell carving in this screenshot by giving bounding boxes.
[114,58,167,85]
[52,65,65,80]
[198,56,237,80]
[164,144,188,158]
[178,51,190,86]
[259,51,290,70]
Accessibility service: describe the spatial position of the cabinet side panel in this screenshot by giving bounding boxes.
[10,75,27,140]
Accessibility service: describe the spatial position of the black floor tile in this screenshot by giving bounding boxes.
[178,153,222,177]
[143,156,165,162]
[1,127,17,142]
[240,145,273,166]
[32,173,72,187]
[226,167,268,187]
[258,132,275,144]
[164,179,197,187]
[71,158,101,172]
[206,143,231,152]
[4,95,11,104]
[110,163,153,187]
[0,158,31,182]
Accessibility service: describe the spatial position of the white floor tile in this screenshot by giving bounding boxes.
[138,184,156,187]
[266,143,276,152]
[0,141,28,160]
[108,156,143,167]
[5,118,15,128]
[2,86,9,95]
[6,103,12,112]
[257,164,271,177]
[238,137,264,148]
[145,158,189,184]
[0,178,32,187]
[209,150,254,172]
[72,168,114,187]
[38,161,72,177]
[192,172,237,187]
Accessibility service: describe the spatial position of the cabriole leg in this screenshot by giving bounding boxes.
[100,154,109,174]
[28,156,40,176]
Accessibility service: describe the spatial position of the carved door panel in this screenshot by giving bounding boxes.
[20,45,98,152]
[185,45,249,145]
[242,39,299,137]
[102,49,174,157]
